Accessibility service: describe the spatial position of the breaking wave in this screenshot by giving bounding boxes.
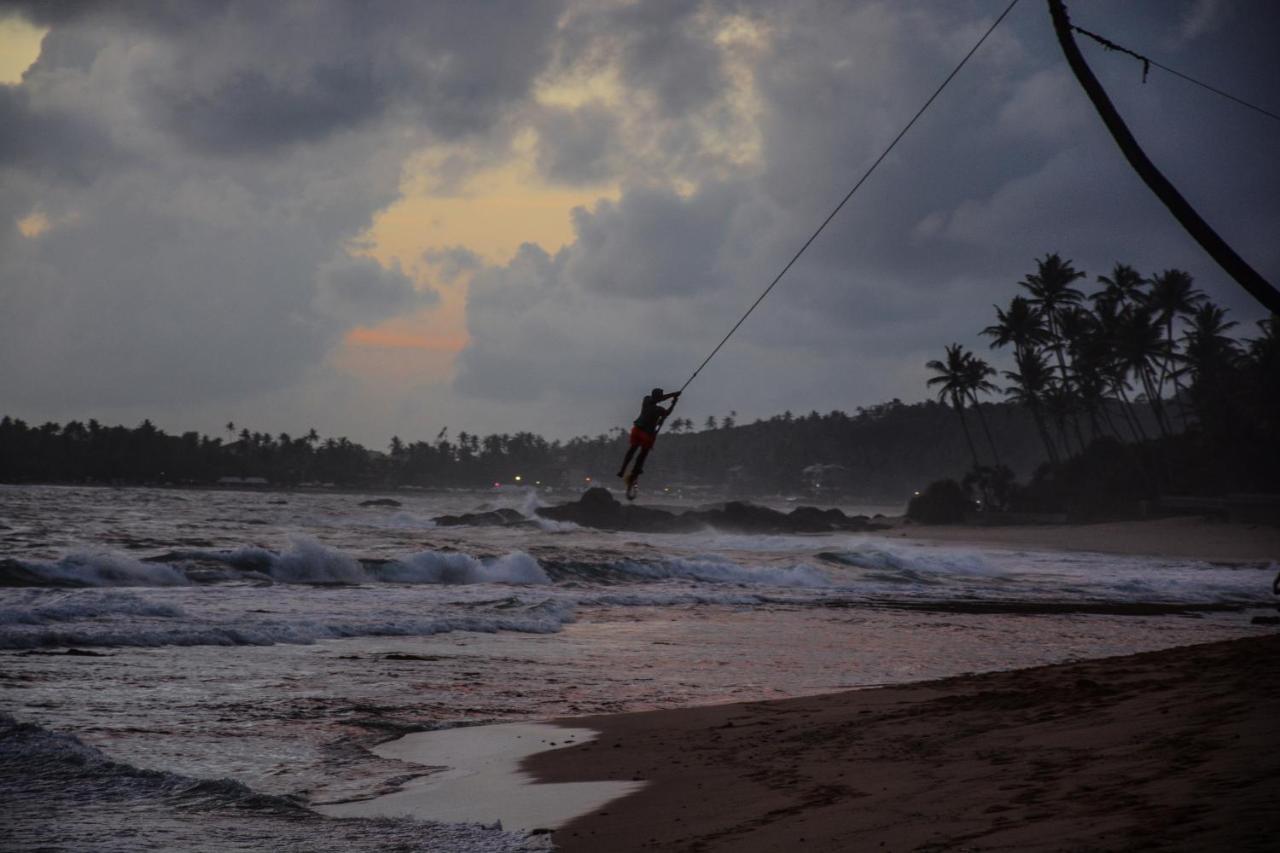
[0,551,191,587]
[2,537,550,589]
[0,592,186,626]
[377,550,550,585]
[0,593,574,650]
[603,555,831,587]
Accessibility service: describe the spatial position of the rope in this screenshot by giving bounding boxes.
[677,0,1021,394]
[1074,25,1280,124]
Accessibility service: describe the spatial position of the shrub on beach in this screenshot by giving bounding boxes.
[906,479,971,524]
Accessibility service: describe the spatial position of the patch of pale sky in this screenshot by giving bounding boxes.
[0,15,44,83]
[362,135,619,271]
[534,65,623,109]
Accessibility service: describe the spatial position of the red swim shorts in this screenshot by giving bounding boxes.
[629,426,656,450]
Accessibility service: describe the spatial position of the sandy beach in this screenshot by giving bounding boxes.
[891,516,1280,563]
[530,633,1280,851]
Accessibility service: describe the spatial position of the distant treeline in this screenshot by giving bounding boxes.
[0,399,1055,501]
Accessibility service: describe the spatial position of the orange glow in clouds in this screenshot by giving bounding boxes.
[335,130,617,386]
[346,327,468,352]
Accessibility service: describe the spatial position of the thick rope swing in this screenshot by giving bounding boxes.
[675,0,1022,397]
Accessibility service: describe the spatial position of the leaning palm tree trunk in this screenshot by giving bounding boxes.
[1113,383,1149,442]
[1098,399,1123,441]
[1138,367,1171,438]
[1047,0,1280,314]
[1031,405,1059,465]
[968,394,1002,468]
[956,405,982,472]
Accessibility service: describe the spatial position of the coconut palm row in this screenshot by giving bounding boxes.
[928,253,1275,471]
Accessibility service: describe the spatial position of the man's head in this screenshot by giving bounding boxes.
[651,387,664,399]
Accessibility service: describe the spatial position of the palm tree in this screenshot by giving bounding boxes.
[1145,268,1204,426]
[1019,254,1087,384]
[1243,317,1279,444]
[1067,317,1121,440]
[982,296,1049,360]
[927,343,983,471]
[1090,296,1148,442]
[1178,302,1240,434]
[1056,305,1099,449]
[1093,263,1146,309]
[962,352,1002,467]
[1180,303,1238,378]
[1020,254,1087,445]
[1003,349,1059,464]
[1114,303,1171,437]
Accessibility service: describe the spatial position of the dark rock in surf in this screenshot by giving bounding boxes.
[432,508,535,528]
[535,488,699,533]
[359,498,402,508]
[535,488,885,534]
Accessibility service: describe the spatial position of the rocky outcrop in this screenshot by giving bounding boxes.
[432,508,534,528]
[533,488,884,534]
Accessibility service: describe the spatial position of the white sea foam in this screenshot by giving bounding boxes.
[0,592,186,626]
[815,540,992,572]
[386,511,439,530]
[0,593,576,649]
[379,551,550,585]
[611,555,832,588]
[533,517,580,533]
[271,536,368,584]
[12,551,191,587]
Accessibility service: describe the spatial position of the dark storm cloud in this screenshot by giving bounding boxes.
[156,65,389,155]
[0,1,563,418]
[453,0,1279,437]
[136,1,562,156]
[2,0,1276,441]
[314,254,433,325]
[568,182,749,297]
[0,85,118,181]
[555,0,728,115]
[599,0,728,115]
[533,103,620,185]
[0,0,229,28]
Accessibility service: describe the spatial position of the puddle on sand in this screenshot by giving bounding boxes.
[314,722,644,833]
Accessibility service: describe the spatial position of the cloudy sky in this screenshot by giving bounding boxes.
[2,0,1276,446]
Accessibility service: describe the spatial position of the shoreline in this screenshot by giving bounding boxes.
[529,633,1280,852]
[891,515,1280,563]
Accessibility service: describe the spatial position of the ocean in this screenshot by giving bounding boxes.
[1,483,1274,851]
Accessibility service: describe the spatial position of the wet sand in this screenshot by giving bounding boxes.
[892,516,1280,563]
[529,633,1280,851]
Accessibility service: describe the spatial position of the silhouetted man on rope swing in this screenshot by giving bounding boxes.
[617,387,680,497]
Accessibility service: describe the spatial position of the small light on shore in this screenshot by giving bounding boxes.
[514,475,522,482]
